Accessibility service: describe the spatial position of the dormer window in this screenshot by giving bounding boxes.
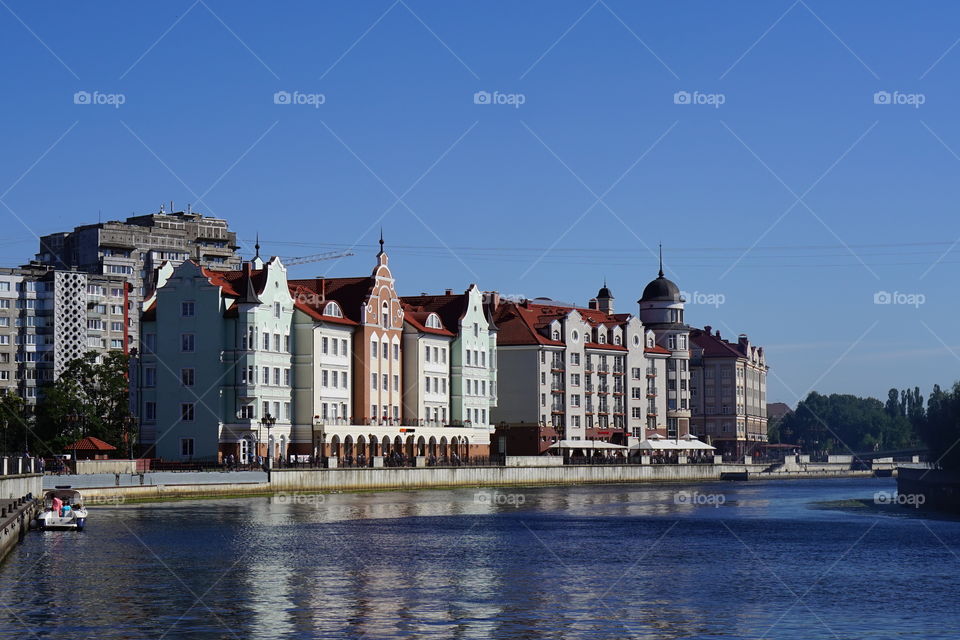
[599,334,606,344]
[614,335,621,345]
[552,330,560,340]
[324,302,343,318]
[426,314,442,329]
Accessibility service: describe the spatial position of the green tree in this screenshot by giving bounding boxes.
[35,350,131,455]
[779,391,920,454]
[0,391,27,455]
[919,382,960,472]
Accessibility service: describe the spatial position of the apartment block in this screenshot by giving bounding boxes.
[689,326,768,457]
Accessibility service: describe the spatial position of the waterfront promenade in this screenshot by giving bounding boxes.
[56,458,890,503]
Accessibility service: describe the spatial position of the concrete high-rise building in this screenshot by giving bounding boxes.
[35,208,241,317]
[0,264,133,407]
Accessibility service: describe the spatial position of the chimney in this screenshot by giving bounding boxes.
[738,334,749,350]
[588,298,599,310]
[486,291,500,312]
[704,325,711,335]
[445,289,453,295]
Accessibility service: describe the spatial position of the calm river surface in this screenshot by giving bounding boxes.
[1,477,957,639]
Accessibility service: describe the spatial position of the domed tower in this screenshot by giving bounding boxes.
[637,246,691,439]
[595,280,614,314]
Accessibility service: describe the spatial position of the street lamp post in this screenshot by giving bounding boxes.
[260,413,276,469]
[66,412,82,472]
[124,416,138,460]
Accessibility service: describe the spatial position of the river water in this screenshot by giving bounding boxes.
[1,477,956,639]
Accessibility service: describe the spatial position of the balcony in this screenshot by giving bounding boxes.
[646,367,657,377]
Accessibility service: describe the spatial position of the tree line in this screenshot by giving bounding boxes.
[771,384,960,470]
[0,350,133,459]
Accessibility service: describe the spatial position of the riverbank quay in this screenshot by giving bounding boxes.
[64,458,892,502]
[897,465,959,513]
[0,460,43,564]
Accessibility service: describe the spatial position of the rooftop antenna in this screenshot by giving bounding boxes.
[658,243,664,278]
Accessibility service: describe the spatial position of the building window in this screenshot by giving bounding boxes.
[180,438,194,457]
[425,346,431,362]
[181,301,195,317]
[274,333,281,351]
[263,332,270,350]
[392,344,399,360]
[263,367,270,384]
[393,375,399,391]
[180,334,195,352]
[144,367,156,387]
[181,403,195,422]
[240,404,254,419]
[274,302,281,318]
[145,402,156,421]
[382,374,388,391]
[382,302,389,327]
[273,368,281,385]
[382,342,388,359]
[324,302,342,317]
[371,340,377,361]
[284,402,291,420]
[426,314,441,329]
[322,370,329,387]
[371,374,377,390]
[284,334,290,352]
[322,337,329,354]
[181,368,194,387]
[284,368,290,386]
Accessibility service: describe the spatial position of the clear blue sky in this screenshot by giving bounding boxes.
[1,1,959,405]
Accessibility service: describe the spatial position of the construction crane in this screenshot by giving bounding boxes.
[282,249,354,266]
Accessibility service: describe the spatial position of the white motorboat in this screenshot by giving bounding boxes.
[35,487,88,531]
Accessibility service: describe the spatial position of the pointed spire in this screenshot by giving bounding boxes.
[254,233,261,259]
[658,243,664,278]
[379,228,385,252]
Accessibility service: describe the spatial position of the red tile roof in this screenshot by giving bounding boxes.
[66,436,116,452]
[493,302,566,346]
[492,300,634,347]
[402,304,455,337]
[645,344,671,355]
[690,328,747,358]
[584,341,627,352]
[288,277,372,324]
[400,292,470,332]
[289,284,359,326]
